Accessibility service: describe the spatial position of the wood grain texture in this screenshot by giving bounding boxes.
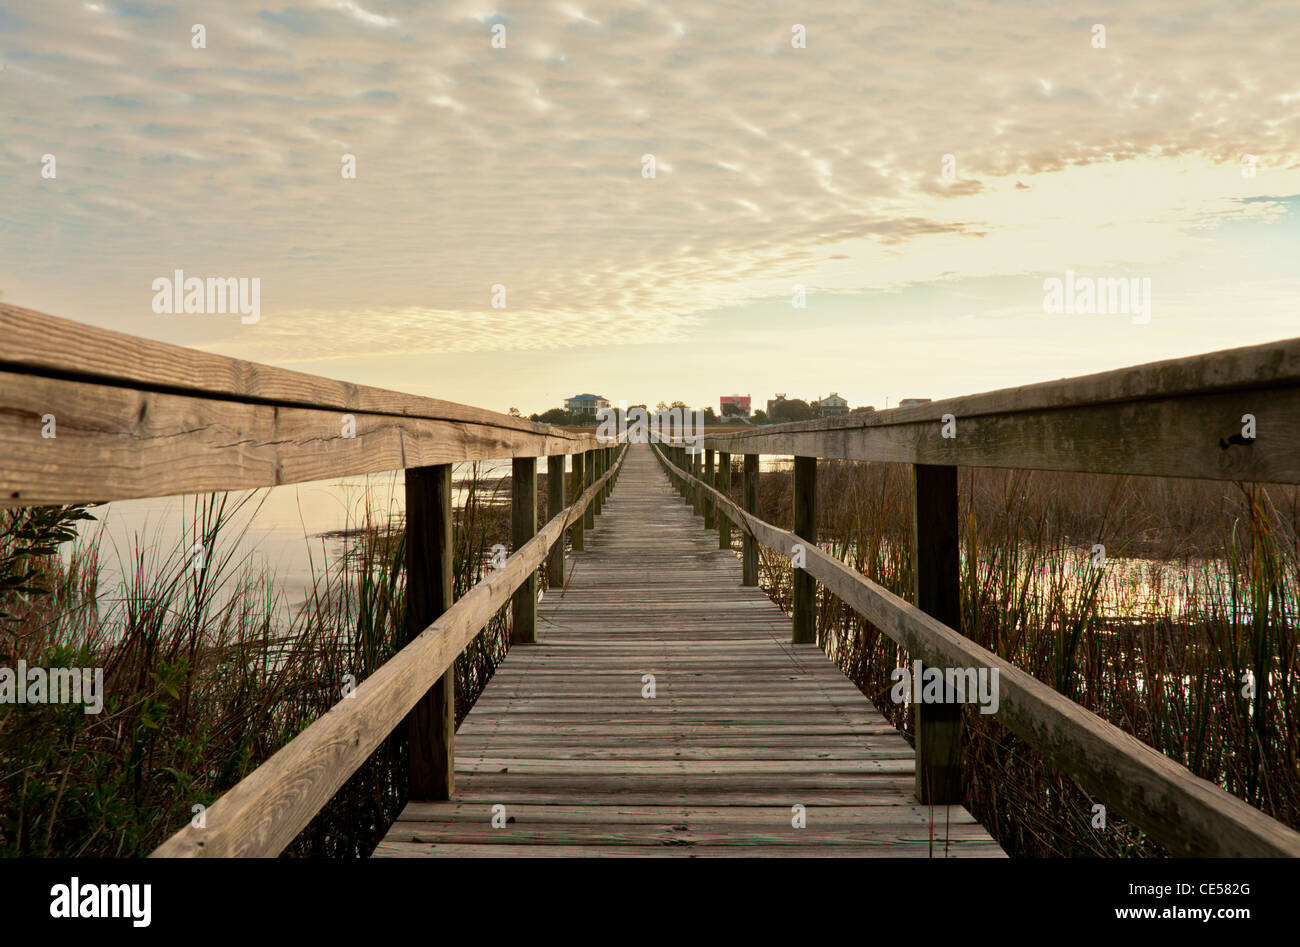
[705,339,1300,483]
[374,442,1001,858]
[404,464,456,800]
[0,370,599,506]
[0,306,600,506]
[653,443,1300,857]
[0,303,568,436]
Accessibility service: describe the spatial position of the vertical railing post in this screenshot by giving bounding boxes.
[593,446,606,516]
[571,451,586,551]
[547,454,565,589]
[718,451,732,549]
[511,456,537,644]
[704,448,715,529]
[583,448,595,532]
[404,463,455,799]
[742,454,758,586]
[912,463,963,804]
[690,450,702,516]
[792,455,817,645]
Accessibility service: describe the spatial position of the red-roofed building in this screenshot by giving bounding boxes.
[720,395,751,418]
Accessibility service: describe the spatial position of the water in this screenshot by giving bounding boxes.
[67,460,520,613]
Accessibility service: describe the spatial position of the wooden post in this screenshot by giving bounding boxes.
[704,448,715,529]
[742,454,758,586]
[593,446,605,516]
[404,464,455,799]
[511,456,537,644]
[792,455,817,645]
[547,454,565,588]
[912,463,963,804]
[718,451,732,549]
[571,452,586,551]
[689,451,700,515]
[583,449,595,531]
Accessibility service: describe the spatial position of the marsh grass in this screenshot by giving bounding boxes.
[0,463,524,857]
[733,461,1300,856]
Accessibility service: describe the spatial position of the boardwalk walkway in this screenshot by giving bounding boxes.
[374,443,1003,857]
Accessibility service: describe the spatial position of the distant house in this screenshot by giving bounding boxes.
[720,394,752,418]
[815,392,849,417]
[766,393,788,416]
[565,393,610,417]
[898,398,931,407]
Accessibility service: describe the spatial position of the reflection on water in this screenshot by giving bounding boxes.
[69,460,522,613]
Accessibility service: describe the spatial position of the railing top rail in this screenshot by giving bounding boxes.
[0,303,572,439]
[717,334,1300,440]
[700,335,1300,483]
[0,306,608,506]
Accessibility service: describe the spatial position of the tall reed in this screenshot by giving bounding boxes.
[0,463,519,857]
[732,460,1300,856]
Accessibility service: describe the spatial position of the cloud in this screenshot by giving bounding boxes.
[3,0,1300,368]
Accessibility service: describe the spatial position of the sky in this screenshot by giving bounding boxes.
[3,0,1300,416]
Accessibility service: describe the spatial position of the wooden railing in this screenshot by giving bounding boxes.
[0,304,626,856]
[652,333,1300,857]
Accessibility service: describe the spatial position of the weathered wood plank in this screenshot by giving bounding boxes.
[376,443,1000,858]
[653,442,1300,857]
[0,303,572,436]
[0,370,596,506]
[705,336,1300,483]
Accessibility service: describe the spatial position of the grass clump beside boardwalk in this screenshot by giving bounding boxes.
[0,463,552,858]
[740,462,1300,857]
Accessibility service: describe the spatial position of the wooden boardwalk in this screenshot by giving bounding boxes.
[374,443,1003,857]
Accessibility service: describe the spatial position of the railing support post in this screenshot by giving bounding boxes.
[690,450,702,516]
[547,454,565,588]
[912,463,963,804]
[571,451,586,551]
[704,448,715,529]
[404,463,455,800]
[593,446,606,516]
[742,454,758,586]
[718,451,732,549]
[511,456,537,644]
[792,455,817,645]
[583,449,595,531]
